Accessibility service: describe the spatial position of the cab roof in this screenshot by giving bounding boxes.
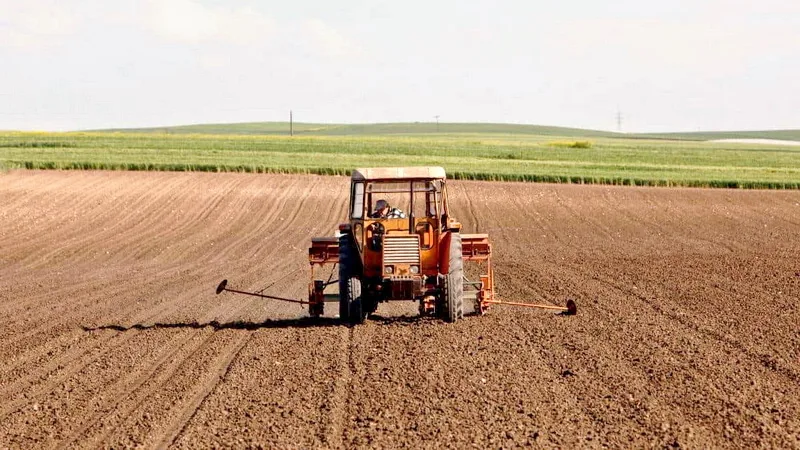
[351,166,446,181]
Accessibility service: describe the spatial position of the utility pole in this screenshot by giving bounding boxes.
[616,109,623,133]
[289,110,293,136]
[434,115,440,133]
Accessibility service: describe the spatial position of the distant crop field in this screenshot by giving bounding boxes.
[639,129,800,142]
[1,131,799,189]
[94,121,800,142]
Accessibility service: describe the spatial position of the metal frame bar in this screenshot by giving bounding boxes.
[220,286,312,305]
[482,299,568,311]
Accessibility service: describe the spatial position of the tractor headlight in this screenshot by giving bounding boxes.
[410,265,419,274]
[384,265,394,274]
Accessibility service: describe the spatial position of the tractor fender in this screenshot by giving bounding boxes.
[438,231,453,274]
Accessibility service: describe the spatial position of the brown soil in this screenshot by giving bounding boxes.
[1,170,798,448]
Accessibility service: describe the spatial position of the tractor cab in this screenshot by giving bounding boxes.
[346,167,459,280]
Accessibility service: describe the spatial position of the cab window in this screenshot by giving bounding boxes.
[351,182,364,219]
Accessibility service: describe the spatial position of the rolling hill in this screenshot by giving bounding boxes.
[94,122,800,141]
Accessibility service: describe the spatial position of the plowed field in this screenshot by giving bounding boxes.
[1,171,799,448]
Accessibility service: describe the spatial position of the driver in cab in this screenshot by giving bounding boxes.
[371,199,406,219]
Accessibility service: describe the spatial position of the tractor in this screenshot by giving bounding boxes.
[216,167,576,323]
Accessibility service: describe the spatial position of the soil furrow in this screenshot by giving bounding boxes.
[321,326,353,448]
[153,332,252,449]
[53,329,215,449]
[0,329,142,419]
[69,330,225,448]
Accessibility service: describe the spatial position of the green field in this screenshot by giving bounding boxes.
[2,128,799,189]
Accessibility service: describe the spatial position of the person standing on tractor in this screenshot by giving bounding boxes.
[371,199,406,219]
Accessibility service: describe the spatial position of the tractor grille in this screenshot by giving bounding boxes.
[383,235,420,265]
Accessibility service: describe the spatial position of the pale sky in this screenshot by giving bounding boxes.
[1,0,798,132]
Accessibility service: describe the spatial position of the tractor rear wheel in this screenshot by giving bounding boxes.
[440,233,464,322]
[339,234,365,324]
[344,278,364,324]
